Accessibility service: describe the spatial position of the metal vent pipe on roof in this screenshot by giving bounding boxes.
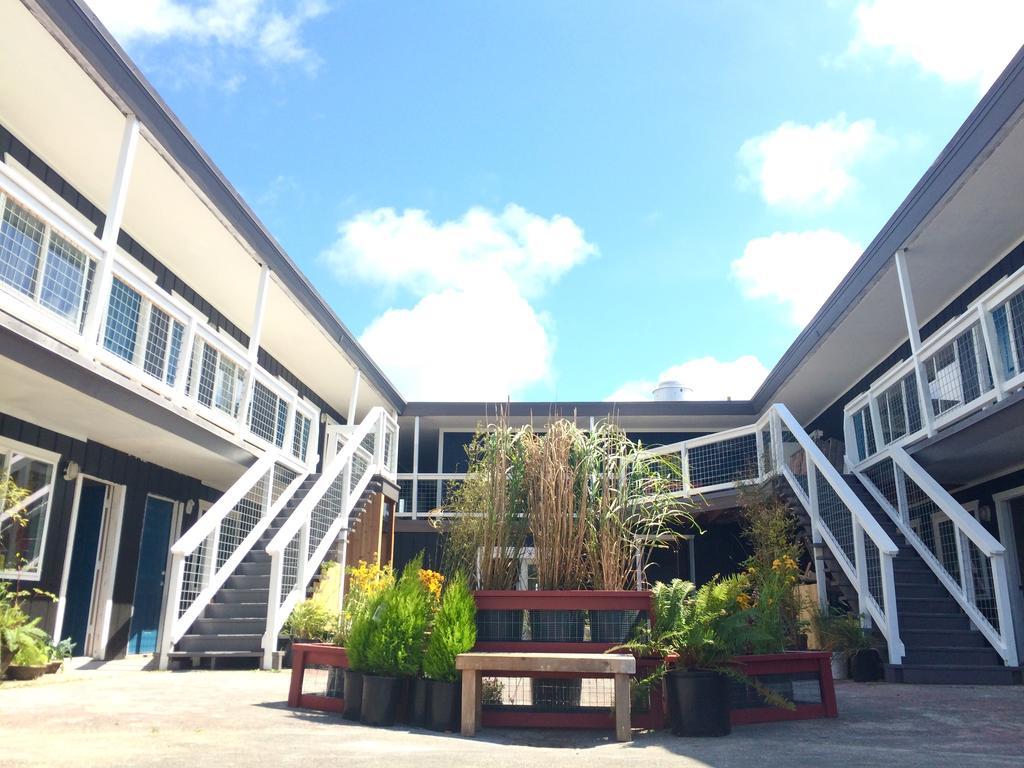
[653,380,689,401]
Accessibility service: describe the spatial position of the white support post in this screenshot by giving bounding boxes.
[954,530,974,603]
[978,304,1007,400]
[755,428,766,479]
[158,553,185,670]
[893,463,911,527]
[894,250,936,437]
[297,511,311,591]
[236,265,271,437]
[81,115,140,355]
[412,416,420,519]
[991,555,1020,666]
[852,519,871,629]
[868,393,887,451]
[347,369,362,425]
[806,463,828,611]
[879,554,904,664]
[679,447,691,497]
[263,554,282,670]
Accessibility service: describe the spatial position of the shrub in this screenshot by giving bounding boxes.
[360,556,431,677]
[423,573,476,682]
[283,599,336,642]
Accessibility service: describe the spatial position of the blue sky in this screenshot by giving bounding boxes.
[87,1,1024,401]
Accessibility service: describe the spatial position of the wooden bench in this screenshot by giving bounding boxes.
[455,652,637,742]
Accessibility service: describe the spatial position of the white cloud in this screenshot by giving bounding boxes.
[739,115,883,211]
[849,1,1024,92]
[324,205,595,299]
[606,356,769,402]
[360,280,553,401]
[85,0,327,71]
[732,230,862,326]
[323,204,596,400]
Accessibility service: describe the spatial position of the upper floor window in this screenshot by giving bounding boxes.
[0,440,58,581]
[0,195,94,328]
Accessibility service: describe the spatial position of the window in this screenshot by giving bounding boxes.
[102,277,187,387]
[0,195,94,327]
[249,379,290,447]
[0,441,58,580]
[291,411,312,462]
[187,337,245,419]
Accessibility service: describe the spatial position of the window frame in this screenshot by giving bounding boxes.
[0,436,60,582]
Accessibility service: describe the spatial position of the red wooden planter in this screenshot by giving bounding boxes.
[726,651,838,725]
[288,643,348,713]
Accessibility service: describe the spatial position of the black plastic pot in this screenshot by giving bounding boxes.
[475,609,525,642]
[279,636,294,669]
[427,678,461,732]
[589,609,644,643]
[529,610,585,642]
[666,668,731,737]
[851,648,883,682]
[342,669,364,720]
[361,674,403,727]
[409,677,429,727]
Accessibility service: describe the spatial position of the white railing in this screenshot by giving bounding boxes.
[845,261,1024,466]
[157,455,307,668]
[0,159,319,472]
[648,404,906,664]
[262,407,398,667]
[395,472,466,518]
[855,446,1019,666]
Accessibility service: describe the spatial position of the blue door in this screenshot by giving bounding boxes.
[128,496,175,654]
[64,481,107,654]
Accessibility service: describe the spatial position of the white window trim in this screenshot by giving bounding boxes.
[0,436,60,582]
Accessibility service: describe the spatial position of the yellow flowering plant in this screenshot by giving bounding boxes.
[418,569,444,603]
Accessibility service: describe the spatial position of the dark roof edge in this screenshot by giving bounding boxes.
[751,43,1024,412]
[33,0,405,411]
[402,400,759,419]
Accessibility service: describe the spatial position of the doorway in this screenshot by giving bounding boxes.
[62,480,108,655]
[128,496,177,654]
[994,488,1024,661]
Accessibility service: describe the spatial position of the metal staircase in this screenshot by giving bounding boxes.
[158,407,398,670]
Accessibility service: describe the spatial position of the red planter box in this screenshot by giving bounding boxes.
[288,643,348,713]
[726,651,838,725]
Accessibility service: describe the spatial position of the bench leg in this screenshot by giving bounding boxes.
[614,673,631,742]
[461,670,480,737]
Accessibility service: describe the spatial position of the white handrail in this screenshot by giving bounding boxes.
[855,445,1018,666]
[262,407,397,668]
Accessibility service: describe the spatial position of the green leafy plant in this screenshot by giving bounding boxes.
[481,678,504,705]
[423,573,476,682]
[616,578,794,710]
[810,608,872,658]
[282,599,337,642]
[358,556,431,677]
[48,637,75,662]
[12,635,48,666]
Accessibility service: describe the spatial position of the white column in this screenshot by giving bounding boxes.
[412,415,420,519]
[894,250,936,437]
[81,115,140,355]
[348,369,362,425]
[978,304,1007,401]
[237,264,271,437]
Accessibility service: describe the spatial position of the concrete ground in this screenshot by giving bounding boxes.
[1,660,1022,768]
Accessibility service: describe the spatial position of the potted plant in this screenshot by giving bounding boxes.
[809,607,859,680]
[821,611,877,682]
[6,633,50,680]
[620,578,791,737]
[584,423,696,642]
[440,416,530,642]
[422,573,476,731]
[357,558,430,727]
[45,637,74,674]
[341,560,395,721]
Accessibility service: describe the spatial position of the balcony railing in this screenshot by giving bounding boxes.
[844,261,1024,466]
[0,160,318,471]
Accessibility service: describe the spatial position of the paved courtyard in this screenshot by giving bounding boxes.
[1,660,1022,768]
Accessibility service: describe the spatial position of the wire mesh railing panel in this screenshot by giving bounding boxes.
[900,472,960,584]
[350,448,371,493]
[965,537,1000,632]
[816,476,855,566]
[103,277,142,362]
[360,431,376,455]
[0,197,44,299]
[687,433,758,489]
[216,470,270,569]
[992,290,1024,379]
[291,412,312,462]
[862,457,899,512]
[781,431,808,496]
[39,232,89,323]
[300,664,344,699]
[924,323,992,417]
[307,474,346,561]
[877,372,921,445]
[863,536,883,607]
[397,478,413,516]
[281,534,300,597]
[177,533,211,619]
[272,465,298,505]
[417,480,440,515]
[851,406,876,461]
[481,676,617,712]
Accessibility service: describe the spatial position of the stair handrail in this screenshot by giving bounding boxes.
[855,445,1018,666]
[158,455,307,669]
[262,406,395,667]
